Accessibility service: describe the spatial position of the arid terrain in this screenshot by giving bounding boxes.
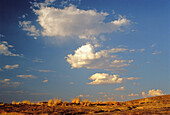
[0,95,170,115]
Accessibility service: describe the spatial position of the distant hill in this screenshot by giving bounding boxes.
[125,94,170,104]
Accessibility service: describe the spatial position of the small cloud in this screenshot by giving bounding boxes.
[0,79,21,87]
[114,86,125,91]
[152,51,162,55]
[17,75,36,79]
[120,95,125,100]
[78,94,83,97]
[4,64,19,70]
[19,21,40,37]
[98,92,106,95]
[38,70,56,72]
[142,92,146,98]
[138,49,145,52]
[5,91,25,94]
[0,79,10,82]
[0,41,21,56]
[126,77,140,80]
[128,93,139,97]
[129,49,135,52]
[42,80,48,83]
[69,82,74,85]
[29,93,51,95]
[151,43,156,48]
[33,58,44,63]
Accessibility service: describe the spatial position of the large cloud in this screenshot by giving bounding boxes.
[65,43,133,72]
[33,5,130,39]
[0,41,20,56]
[88,73,139,85]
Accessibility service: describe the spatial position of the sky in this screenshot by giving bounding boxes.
[0,0,169,103]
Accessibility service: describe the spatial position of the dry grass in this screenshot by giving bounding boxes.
[0,95,169,114]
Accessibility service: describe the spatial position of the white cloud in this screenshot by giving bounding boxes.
[33,5,130,39]
[42,80,48,83]
[4,64,19,70]
[19,21,40,37]
[152,51,162,55]
[115,86,125,91]
[142,89,165,98]
[151,43,156,47]
[138,49,145,52]
[147,89,164,96]
[0,79,21,87]
[17,75,36,79]
[65,43,133,72]
[142,92,146,98]
[38,70,55,72]
[127,93,139,97]
[0,41,20,56]
[88,73,139,85]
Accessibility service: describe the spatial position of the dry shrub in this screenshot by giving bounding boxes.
[72,98,80,104]
[12,101,16,104]
[62,101,69,106]
[80,100,92,106]
[22,100,31,105]
[48,99,54,106]
[54,98,62,105]
[16,101,21,104]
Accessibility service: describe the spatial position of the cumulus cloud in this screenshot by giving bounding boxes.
[147,89,164,96]
[142,89,165,98]
[88,73,139,85]
[33,5,130,39]
[127,93,139,97]
[114,86,125,91]
[0,79,21,87]
[19,21,40,38]
[66,43,133,72]
[42,80,48,83]
[4,64,19,70]
[0,41,20,56]
[17,75,36,79]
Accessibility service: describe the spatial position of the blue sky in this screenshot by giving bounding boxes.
[0,0,169,103]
